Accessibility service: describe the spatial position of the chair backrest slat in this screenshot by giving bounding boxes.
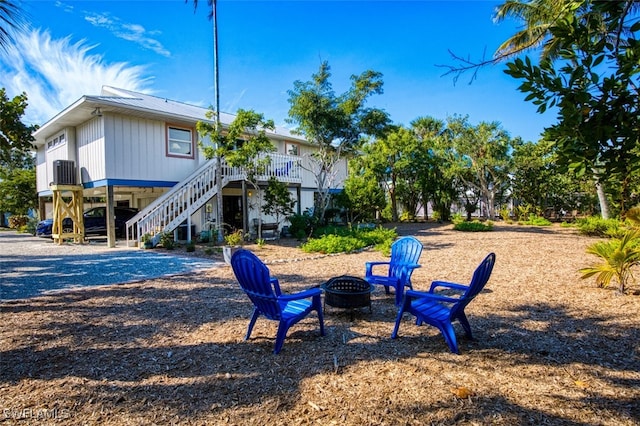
[388,236,423,278]
[450,253,496,318]
[231,249,282,320]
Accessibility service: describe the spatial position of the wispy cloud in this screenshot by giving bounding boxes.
[224,89,247,114]
[53,0,74,14]
[0,29,152,125]
[84,11,170,57]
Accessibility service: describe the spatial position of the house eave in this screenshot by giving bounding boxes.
[31,89,310,147]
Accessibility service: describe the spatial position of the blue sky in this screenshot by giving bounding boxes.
[2,0,556,142]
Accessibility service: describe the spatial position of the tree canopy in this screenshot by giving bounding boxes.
[197,108,276,234]
[0,88,37,217]
[0,88,37,167]
[286,61,389,221]
[0,0,27,51]
[504,0,640,216]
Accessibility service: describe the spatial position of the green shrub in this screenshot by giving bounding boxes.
[160,232,175,250]
[580,206,640,293]
[453,220,493,232]
[519,214,552,226]
[314,224,351,238]
[302,234,366,254]
[375,239,393,257]
[27,217,38,235]
[301,226,397,254]
[575,216,626,238]
[515,205,537,221]
[399,211,414,222]
[581,229,640,293]
[224,229,244,246]
[451,213,465,225]
[185,240,196,252]
[498,206,511,221]
[353,226,397,246]
[287,212,319,240]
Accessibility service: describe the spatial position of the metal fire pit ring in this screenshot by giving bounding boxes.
[321,275,374,314]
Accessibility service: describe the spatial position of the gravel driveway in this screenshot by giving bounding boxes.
[0,230,223,301]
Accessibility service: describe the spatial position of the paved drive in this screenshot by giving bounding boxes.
[0,231,223,301]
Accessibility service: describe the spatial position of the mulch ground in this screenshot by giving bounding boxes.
[1,222,639,425]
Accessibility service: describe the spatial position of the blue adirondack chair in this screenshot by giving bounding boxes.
[391,252,496,354]
[365,236,423,306]
[230,249,325,354]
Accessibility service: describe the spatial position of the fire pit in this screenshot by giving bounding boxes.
[321,275,374,314]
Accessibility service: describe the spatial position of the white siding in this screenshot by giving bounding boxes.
[65,128,77,163]
[36,147,47,192]
[38,127,78,190]
[300,189,315,214]
[104,114,199,182]
[332,158,348,187]
[297,144,348,190]
[77,117,106,183]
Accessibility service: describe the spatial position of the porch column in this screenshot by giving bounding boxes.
[38,196,47,221]
[106,185,116,248]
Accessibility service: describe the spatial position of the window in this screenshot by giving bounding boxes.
[285,142,299,156]
[166,125,194,158]
[46,132,66,151]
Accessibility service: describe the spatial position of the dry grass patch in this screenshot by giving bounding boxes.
[1,223,639,425]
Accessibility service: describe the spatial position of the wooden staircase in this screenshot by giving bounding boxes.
[125,153,301,246]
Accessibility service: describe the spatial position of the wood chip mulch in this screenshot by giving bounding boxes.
[1,222,639,425]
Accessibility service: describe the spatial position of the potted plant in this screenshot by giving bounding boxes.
[222,229,244,264]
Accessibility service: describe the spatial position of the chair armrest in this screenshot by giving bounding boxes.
[278,287,322,302]
[405,289,460,304]
[365,261,391,276]
[429,280,468,293]
[402,263,421,272]
[395,263,421,283]
[270,277,282,296]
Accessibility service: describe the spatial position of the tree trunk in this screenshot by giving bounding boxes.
[487,190,496,220]
[389,180,398,222]
[215,157,224,243]
[595,180,610,219]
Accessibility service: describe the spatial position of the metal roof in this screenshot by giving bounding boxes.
[32,86,306,146]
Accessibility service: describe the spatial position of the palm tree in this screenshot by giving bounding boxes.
[493,0,584,61]
[439,0,585,83]
[580,229,640,293]
[494,0,640,61]
[0,0,26,51]
[581,206,640,293]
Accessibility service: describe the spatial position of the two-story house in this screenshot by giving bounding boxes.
[32,86,346,246]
